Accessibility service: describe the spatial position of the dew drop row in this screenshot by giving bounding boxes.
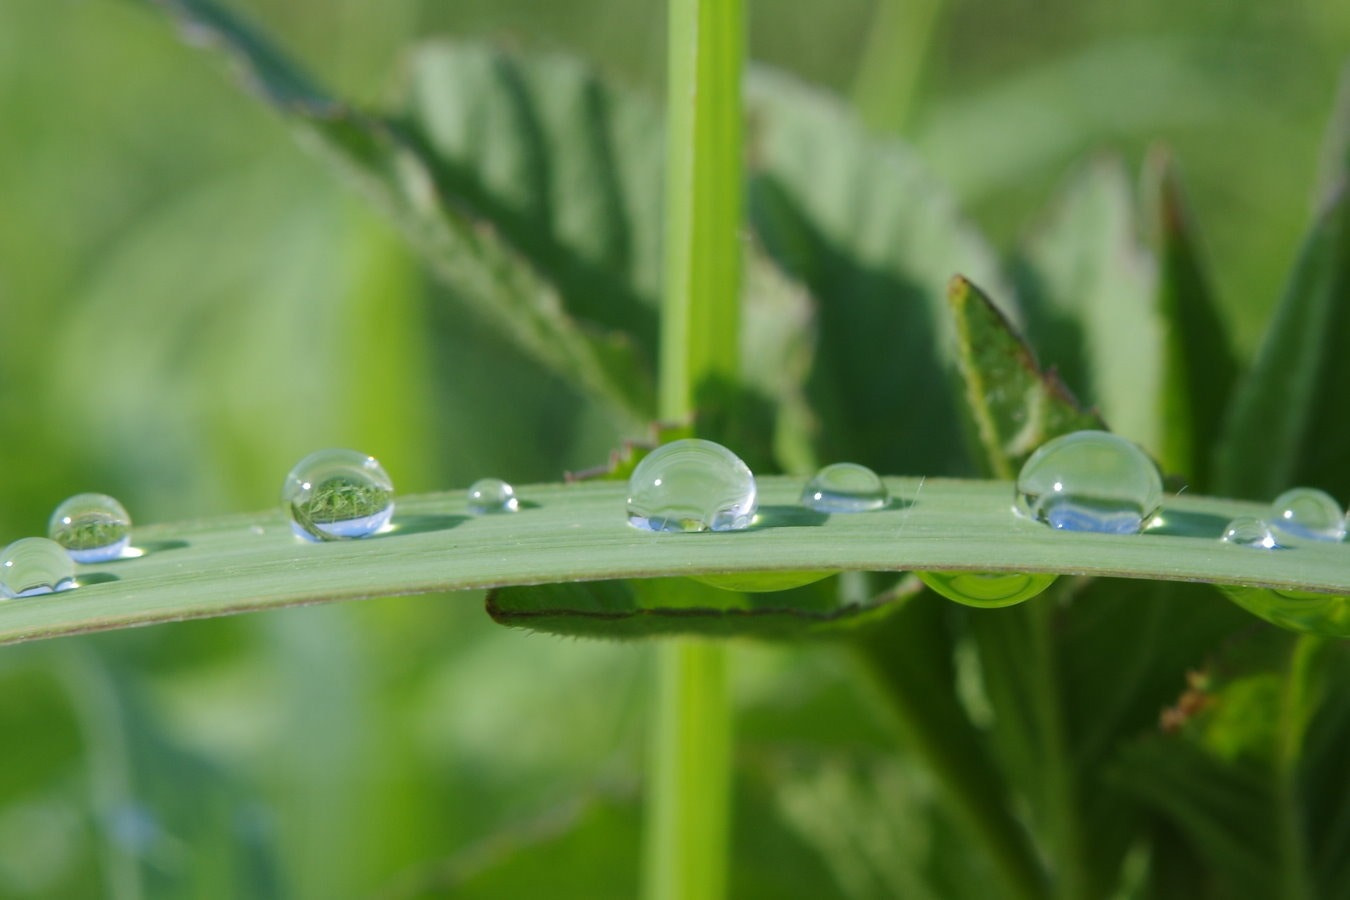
[4,433,1348,639]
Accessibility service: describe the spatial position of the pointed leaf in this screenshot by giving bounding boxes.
[1215,183,1350,500]
[1144,150,1239,489]
[948,275,1103,478]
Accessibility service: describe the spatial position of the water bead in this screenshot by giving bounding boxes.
[1,538,77,599]
[282,448,395,541]
[1015,430,1163,534]
[917,571,1058,608]
[800,463,888,513]
[626,439,757,533]
[1219,517,1279,550]
[1218,585,1350,638]
[1268,487,1345,543]
[467,478,519,515]
[48,493,132,563]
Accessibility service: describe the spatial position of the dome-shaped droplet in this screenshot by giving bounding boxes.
[48,493,132,563]
[467,478,519,515]
[1219,585,1350,638]
[626,439,757,533]
[917,571,1057,608]
[1219,517,1279,550]
[800,463,888,513]
[1015,430,1163,534]
[1,538,77,599]
[1268,487,1345,543]
[282,448,394,541]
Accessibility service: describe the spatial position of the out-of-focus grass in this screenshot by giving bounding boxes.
[0,0,1346,896]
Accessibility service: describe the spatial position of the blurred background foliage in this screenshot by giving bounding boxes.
[0,0,1347,896]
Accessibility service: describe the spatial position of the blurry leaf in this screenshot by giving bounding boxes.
[1143,149,1239,490]
[376,789,641,900]
[913,37,1269,201]
[853,594,1049,900]
[1298,645,1350,900]
[947,274,1103,479]
[1316,63,1350,208]
[746,68,1010,477]
[1215,151,1350,501]
[1013,158,1163,451]
[1111,738,1282,900]
[139,0,654,425]
[487,577,893,641]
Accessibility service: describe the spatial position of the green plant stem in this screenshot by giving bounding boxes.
[644,1,744,898]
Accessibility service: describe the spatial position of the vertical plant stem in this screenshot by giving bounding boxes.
[643,1,744,899]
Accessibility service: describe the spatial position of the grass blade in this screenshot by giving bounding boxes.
[2,477,1346,646]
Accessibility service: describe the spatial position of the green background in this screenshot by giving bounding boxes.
[0,1,1346,896]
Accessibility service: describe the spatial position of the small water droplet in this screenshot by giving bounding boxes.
[1268,487,1345,543]
[467,478,519,515]
[1219,517,1279,549]
[1,538,77,599]
[800,463,888,512]
[48,493,132,563]
[1015,430,1163,534]
[917,571,1057,608]
[282,448,394,541]
[627,439,757,533]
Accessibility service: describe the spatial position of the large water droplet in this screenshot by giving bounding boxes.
[282,448,394,541]
[1269,487,1345,543]
[1219,517,1279,550]
[48,493,132,563]
[627,439,757,533]
[1,538,77,599]
[1218,585,1350,637]
[468,478,519,515]
[1015,430,1163,534]
[800,463,888,512]
[917,571,1057,608]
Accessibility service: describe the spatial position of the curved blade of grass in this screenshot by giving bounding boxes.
[1,477,1346,647]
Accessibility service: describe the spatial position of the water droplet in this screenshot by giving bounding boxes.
[467,477,519,515]
[1219,517,1279,550]
[1268,487,1345,543]
[800,463,888,512]
[48,493,132,563]
[917,571,1057,608]
[1218,585,1350,637]
[282,448,394,541]
[1,538,77,599]
[627,439,757,533]
[1015,430,1163,534]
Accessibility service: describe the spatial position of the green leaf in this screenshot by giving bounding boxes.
[4,477,1347,646]
[1215,178,1350,501]
[948,275,1103,479]
[1110,738,1282,900]
[1144,149,1239,489]
[745,68,1010,477]
[137,0,654,426]
[1013,158,1163,452]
